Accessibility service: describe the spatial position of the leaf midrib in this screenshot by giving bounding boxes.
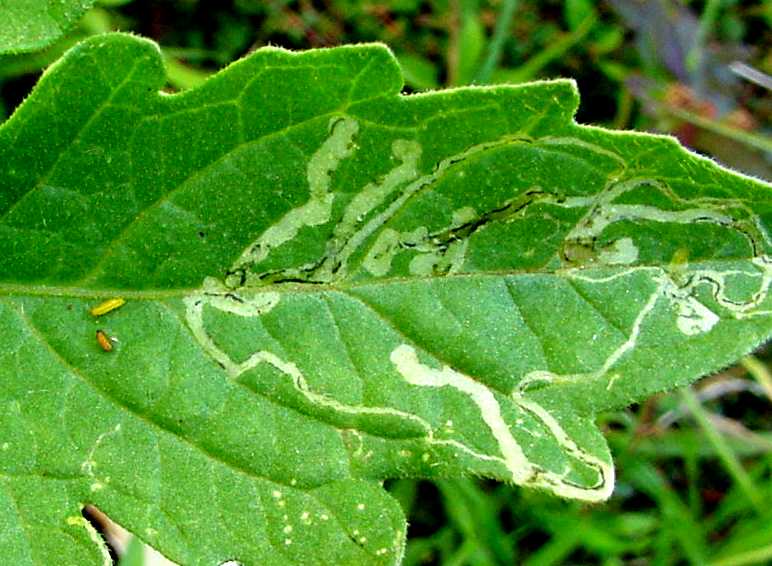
[0,257,763,301]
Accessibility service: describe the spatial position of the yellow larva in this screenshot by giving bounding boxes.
[95,329,114,352]
[90,298,126,317]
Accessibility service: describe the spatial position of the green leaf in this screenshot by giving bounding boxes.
[396,52,439,91]
[455,2,486,85]
[0,0,97,54]
[0,33,770,565]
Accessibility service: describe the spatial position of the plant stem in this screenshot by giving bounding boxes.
[664,106,772,154]
[447,0,462,85]
[679,388,763,512]
[710,543,772,566]
[741,355,772,402]
[687,0,722,79]
[500,12,596,83]
[473,0,518,84]
[612,87,633,130]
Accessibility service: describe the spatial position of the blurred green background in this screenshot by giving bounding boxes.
[3,1,770,564]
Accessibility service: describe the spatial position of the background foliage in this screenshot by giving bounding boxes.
[1,1,770,565]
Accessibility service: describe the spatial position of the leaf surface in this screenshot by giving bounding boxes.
[0,34,770,565]
[0,0,96,54]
